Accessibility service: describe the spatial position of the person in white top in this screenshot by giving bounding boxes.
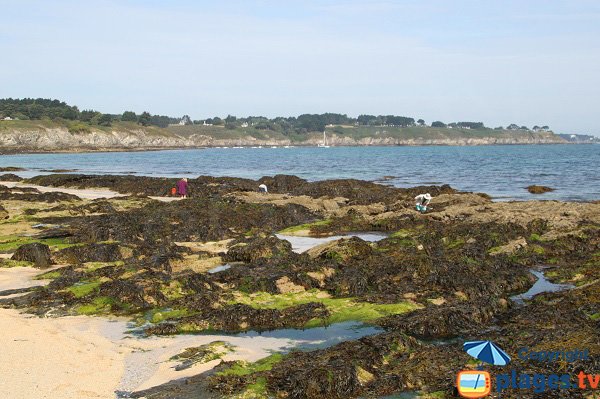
[258,184,268,193]
[414,193,432,213]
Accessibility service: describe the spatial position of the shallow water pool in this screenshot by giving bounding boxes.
[276,232,388,253]
[510,269,574,305]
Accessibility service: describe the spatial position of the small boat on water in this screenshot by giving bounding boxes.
[318,131,330,148]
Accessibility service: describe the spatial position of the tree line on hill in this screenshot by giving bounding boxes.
[0,98,179,128]
[0,98,551,134]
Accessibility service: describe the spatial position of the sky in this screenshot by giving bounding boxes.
[1,0,599,135]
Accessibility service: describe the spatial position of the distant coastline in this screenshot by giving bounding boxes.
[0,98,573,153]
[0,121,568,154]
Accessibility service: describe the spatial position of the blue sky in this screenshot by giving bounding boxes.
[1,0,599,135]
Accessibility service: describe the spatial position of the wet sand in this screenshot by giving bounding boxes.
[0,181,125,200]
[0,181,177,202]
[0,309,125,399]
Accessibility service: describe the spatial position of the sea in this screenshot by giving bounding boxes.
[1,144,598,201]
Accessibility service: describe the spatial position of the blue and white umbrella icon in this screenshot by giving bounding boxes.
[463,341,511,366]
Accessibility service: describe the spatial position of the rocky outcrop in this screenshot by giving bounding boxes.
[527,185,555,194]
[0,173,24,181]
[11,243,53,268]
[0,204,8,219]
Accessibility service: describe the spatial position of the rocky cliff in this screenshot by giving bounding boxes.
[0,125,567,153]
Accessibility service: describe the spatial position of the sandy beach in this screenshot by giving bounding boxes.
[0,181,180,202]
[0,309,125,399]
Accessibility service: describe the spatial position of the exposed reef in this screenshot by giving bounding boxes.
[0,174,598,399]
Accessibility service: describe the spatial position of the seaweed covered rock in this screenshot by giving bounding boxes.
[256,175,456,206]
[0,167,26,172]
[306,236,373,261]
[12,243,53,268]
[54,243,123,264]
[69,198,319,246]
[378,298,506,339]
[261,333,424,399]
[0,173,24,181]
[0,185,79,202]
[98,279,158,309]
[26,173,258,197]
[258,174,308,194]
[26,174,177,196]
[147,302,329,334]
[223,235,293,263]
[527,185,555,194]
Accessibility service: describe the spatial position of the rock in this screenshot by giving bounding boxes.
[489,237,527,256]
[306,237,373,261]
[54,243,122,264]
[0,204,8,219]
[11,243,53,268]
[306,267,335,287]
[223,235,293,263]
[34,228,73,239]
[0,173,23,181]
[356,366,375,385]
[527,185,555,194]
[275,276,306,294]
[0,185,80,203]
[0,166,26,172]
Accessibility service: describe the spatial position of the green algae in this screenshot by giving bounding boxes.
[218,353,285,377]
[530,245,545,255]
[445,237,465,249]
[79,261,124,272]
[65,280,102,298]
[170,341,235,370]
[529,233,543,242]
[75,296,115,315]
[34,270,62,279]
[147,308,195,323]
[0,235,78,252]
[278,219,331,235]
[159,280,193,300]
[232,377,268,399]
[0,259,34,268]
[230,289,421,327]
[390,229,411,238]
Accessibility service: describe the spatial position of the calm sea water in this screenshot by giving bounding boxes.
[1,144,598,201]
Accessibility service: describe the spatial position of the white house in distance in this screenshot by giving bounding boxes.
[179,115,192,125]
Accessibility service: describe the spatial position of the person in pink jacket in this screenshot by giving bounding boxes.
[176,178,189,199]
